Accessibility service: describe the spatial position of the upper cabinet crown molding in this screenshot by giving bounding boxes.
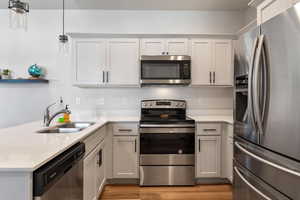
[248,0,268,7]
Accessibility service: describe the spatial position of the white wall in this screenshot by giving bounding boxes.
[0,9,240,127]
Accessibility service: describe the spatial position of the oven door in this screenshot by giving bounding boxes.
[140,127,195,155]
[140,58,191,85]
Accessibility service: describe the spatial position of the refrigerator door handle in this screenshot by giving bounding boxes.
[261,40,269,127]
[247,37,259,129]
[253,35,265,135]
[235,142,300,177]
[234,167,272,200]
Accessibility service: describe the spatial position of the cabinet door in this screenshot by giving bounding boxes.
[213,40,233,86]
[196,136,221,178]
[107,39,140,85]
[140,39,165,55]
[95,142,106,197]
[113,136,138,178]
[165,39,189,55]
[191,40,213,85]
[83,147,98,200]
[74,39,107,84]
[226,137,233,182]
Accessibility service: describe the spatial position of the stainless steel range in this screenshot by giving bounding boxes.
[139,99,195,186]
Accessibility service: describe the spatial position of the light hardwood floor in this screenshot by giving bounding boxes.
[100,184,233,200]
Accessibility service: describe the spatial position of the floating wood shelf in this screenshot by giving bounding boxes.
[0,79,49,83]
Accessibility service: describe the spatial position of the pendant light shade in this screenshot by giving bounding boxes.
[8,0,29,30]
[8,0,29,13]
[59,0,69,54]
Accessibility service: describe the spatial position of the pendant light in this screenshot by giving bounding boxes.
[59,0,69,53]
[8,0,29,30]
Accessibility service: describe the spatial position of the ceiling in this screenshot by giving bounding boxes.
[1,0,250,11]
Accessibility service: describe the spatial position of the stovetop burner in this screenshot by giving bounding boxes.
[139,99,195,125]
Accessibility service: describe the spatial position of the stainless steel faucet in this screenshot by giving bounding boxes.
[44,100,71,127]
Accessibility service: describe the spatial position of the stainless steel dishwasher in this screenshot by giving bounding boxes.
[33,142,85,200]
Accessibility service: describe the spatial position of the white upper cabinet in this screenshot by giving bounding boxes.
[191,39,233,86]
[165,39,189,55]
[73,38,140,87]
[140,38,189,55]
[140,39,165,55]
[74,39,107,84]
[191,40,213,85]
[107,39,140,85]
[213,40,233,86]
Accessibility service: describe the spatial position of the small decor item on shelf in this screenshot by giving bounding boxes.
[28,64,43,78]
[2,69,12,79]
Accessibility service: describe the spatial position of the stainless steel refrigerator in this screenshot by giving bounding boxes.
[234,3,300,200]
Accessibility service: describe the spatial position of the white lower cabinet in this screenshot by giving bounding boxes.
[224,124,233,182]
[83,141,105,200]
[196,136,221,178]
[113,136,139,178]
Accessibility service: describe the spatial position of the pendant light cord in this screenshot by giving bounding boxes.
[62,0,65,35]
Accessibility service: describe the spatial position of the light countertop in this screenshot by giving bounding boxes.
[0,115,232,172]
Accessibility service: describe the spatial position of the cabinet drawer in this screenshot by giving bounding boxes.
[84,126,107,156]
[113,123,138,136]
[197,123,221,135]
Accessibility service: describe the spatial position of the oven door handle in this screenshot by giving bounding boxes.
[139,124,195,128]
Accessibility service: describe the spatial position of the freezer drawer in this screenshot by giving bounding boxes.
[234,137,300,199]
[233,162,290,200]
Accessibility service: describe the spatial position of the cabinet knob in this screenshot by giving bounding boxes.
[162,52,165,55]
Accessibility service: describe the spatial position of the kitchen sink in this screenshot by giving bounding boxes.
[37,122,95,134]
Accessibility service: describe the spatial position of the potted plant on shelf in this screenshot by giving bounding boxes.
[2,69,12,79]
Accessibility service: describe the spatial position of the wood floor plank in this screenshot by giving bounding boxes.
[99,184,233,200]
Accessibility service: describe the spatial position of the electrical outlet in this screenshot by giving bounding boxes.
[96,98,105,105]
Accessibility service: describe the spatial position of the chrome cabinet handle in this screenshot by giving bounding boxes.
[118,129,132,132]
[97,149,102,167]
[213,72,215,84]
[209,72,212,84]
[134,139,137,152]
[106,71,109,83]
[102,71,105,83]
[198,139,201,152]
[203,128,217,132]
[253,35,265,135]
[235,142,300,177]
[248,37,259,130]
[234,167,272,200]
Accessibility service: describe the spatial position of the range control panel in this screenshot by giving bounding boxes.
[141,100,186,109]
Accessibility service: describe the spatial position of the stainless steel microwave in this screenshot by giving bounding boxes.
[140,55,191,86]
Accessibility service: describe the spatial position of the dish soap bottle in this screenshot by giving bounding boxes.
[63,105,71,123]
